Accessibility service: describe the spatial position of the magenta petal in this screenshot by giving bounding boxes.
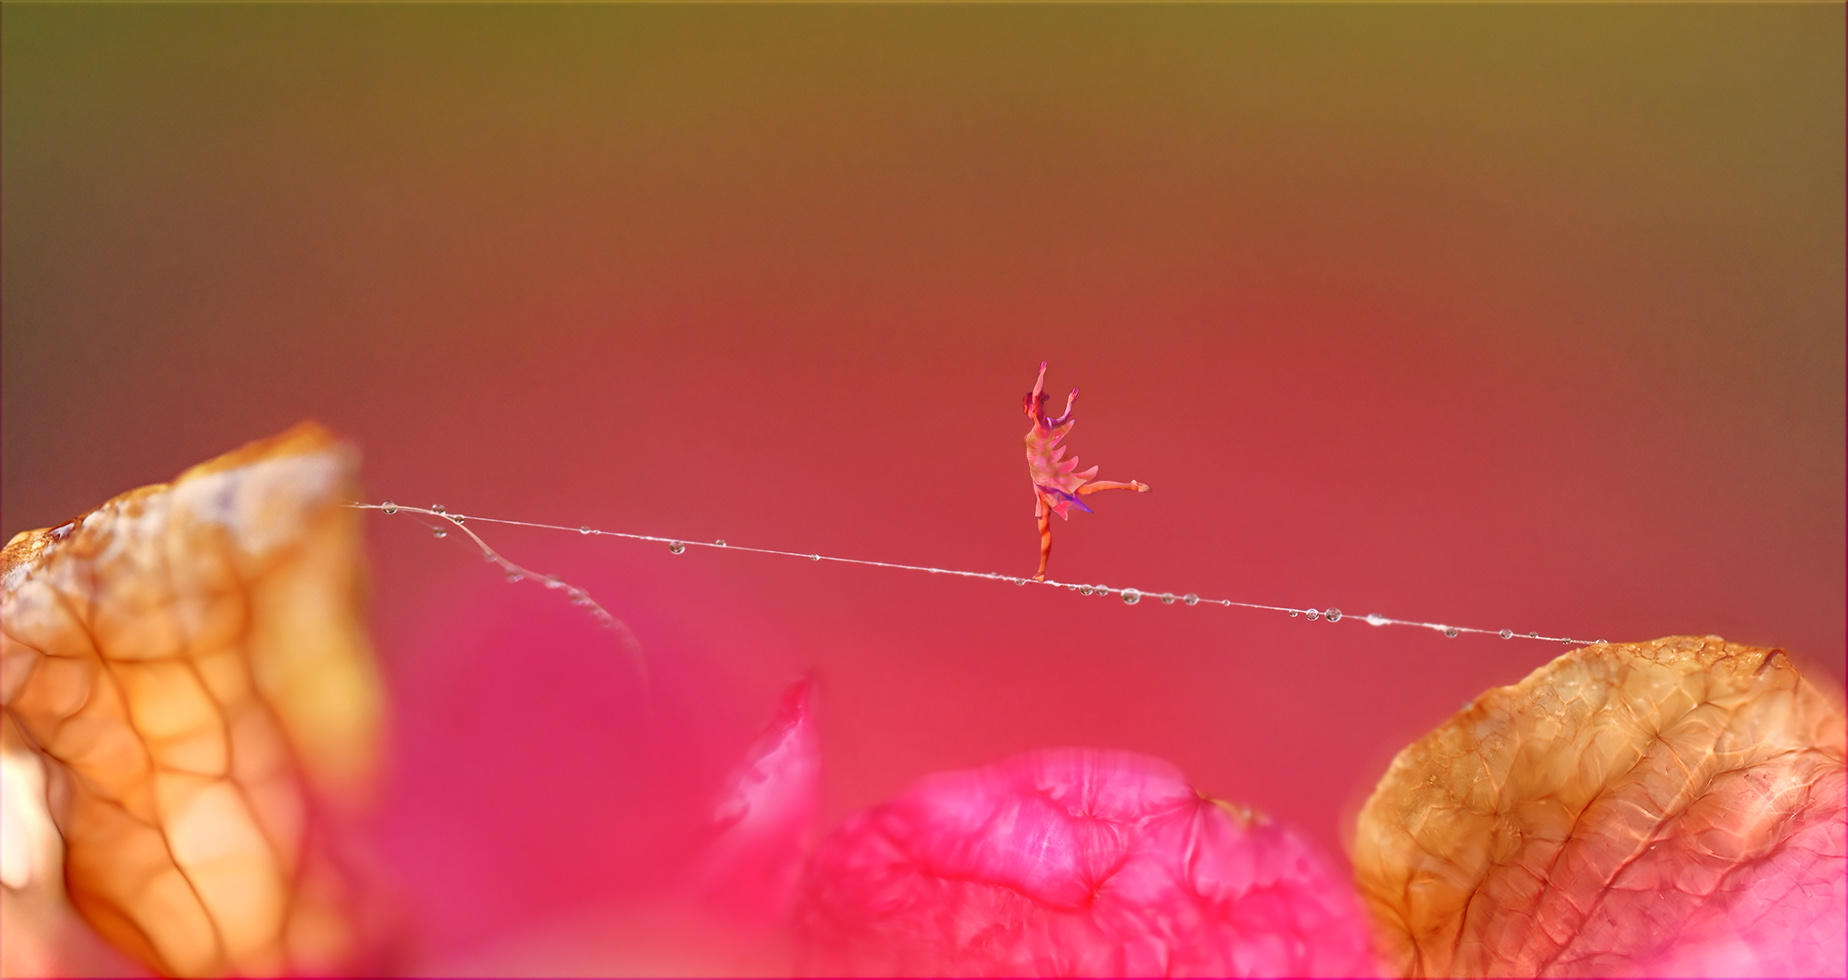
[796,748,1380,977]
[692,677,823,929]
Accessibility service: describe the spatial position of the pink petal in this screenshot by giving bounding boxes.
[692,677,823,929]
[796,748,1379,977]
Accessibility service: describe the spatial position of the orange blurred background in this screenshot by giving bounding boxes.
[4,5,1841,969]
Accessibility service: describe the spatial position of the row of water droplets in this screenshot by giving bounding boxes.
[361,502,1604,646]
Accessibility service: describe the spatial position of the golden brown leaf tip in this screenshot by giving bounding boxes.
[1,421,384,977]
[1353,636,1846,978]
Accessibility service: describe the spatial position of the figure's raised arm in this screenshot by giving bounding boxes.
[1023,361,1049,421]
[1050,387,1079,427]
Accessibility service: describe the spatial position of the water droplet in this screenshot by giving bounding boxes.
[505,571,524,583]
[1529,632,1540,639]
[431,504,446,514]
[545,576,562,589]
[714,539,727,547]
[1121,589,1141,605]
[1079,586,1094,596]
[1288,610,1299,618]
[1444,626,1460,638]
[1595,638,1607,644]
[1015,578,1029,585]
[809,554,821,561]
[1159,593,1175,605]
[1500,629,1513,639]
[1325,608,1342,622]
[1183,593,1199,606]
[380,501,398,514]
[579,526,592,535]
[668,541,685,554]
[1305,609,1321,621]
[451,516,466,525]
[1561,637,1573,644]
[431,527,447,539]
[1365,613,1387,627]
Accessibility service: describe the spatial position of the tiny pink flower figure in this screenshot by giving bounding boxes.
[1024,361,1149,581]
[795,748,1380,977]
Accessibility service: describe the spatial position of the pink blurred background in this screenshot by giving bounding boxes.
[4,5,1842,971]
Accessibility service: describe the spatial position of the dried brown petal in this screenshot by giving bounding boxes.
[1353,636,1846,978]
[1,423,384,977]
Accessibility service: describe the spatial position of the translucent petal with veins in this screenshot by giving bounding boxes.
[1352,636,1847,978]
[796,747,1379,977]
[0,422,384,977]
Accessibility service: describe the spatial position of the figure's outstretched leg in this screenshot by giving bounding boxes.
[1034,507,1053,581]
[1077,479,1150,495]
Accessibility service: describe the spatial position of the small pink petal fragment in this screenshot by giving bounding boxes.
[796,748,1379,977]
[693,677,822,929]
